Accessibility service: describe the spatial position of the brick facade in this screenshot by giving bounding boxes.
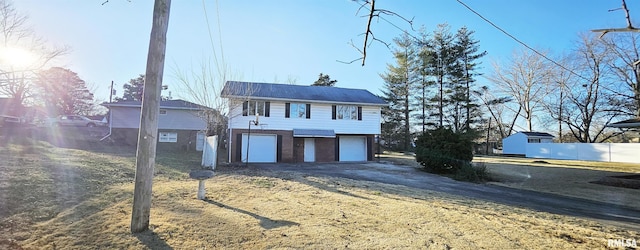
[230,129,295,163]
[111,128,201,151]
[229,128,375,163]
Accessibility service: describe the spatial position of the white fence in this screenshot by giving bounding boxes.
[526,143,640,163]
[201,135,218,169]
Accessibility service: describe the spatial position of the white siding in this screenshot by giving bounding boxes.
[111,107,206,130]
[502,133,526,154]
[228,101,381,134]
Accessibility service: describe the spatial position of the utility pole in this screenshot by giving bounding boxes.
[131,0,171,233]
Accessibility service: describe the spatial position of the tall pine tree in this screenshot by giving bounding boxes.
[454,26,486,132]
[380,33,418,151]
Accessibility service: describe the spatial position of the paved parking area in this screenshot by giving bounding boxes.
[249,161,640,230]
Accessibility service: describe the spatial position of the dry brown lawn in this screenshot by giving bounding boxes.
[475,155,640,209]
[2,142,639,249]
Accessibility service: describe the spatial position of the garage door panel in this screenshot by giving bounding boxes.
[339,136,366,162]
[241,134,277,163]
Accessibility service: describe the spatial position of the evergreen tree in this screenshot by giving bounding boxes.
[414,28,436,133]
[312,73,337,86]
[454,26,486,132]
[36,67,94,115]
[380,33,418,151]
[117,74,145,101]
[426,23,457,128]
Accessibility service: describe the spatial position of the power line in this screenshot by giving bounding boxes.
[454,0,592,83]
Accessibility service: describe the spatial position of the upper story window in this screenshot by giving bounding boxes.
[285,103,310,119]
[332,105,362,120]
[528,138,541,143]
[242,100,270,117]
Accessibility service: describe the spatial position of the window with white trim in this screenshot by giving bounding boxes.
[242,101,270,117]
[285,102,310,119]
[159,132,178,142]
[337,105,357,120]
[332,105,362,120]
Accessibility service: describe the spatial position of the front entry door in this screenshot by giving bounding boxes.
[304,138,315,162]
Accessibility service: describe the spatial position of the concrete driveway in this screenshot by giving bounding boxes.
[249,161,640,231]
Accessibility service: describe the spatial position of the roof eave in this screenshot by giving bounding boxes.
[101,103,207,111]
[221,95,388,107]
[607,122,640,128]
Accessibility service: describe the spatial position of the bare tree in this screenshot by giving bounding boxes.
[487,49,553,132]
[172,59,243,137]
[0,0,68,110]
[473,85,515,140]
[559,34,620,143]
[599,33,640,117]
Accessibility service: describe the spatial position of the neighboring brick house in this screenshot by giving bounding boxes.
[101,99,210,151]
[221,81,386,163]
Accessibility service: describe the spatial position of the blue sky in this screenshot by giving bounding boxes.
[12,0,639,104]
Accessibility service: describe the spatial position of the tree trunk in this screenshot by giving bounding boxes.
[131,0,171,234]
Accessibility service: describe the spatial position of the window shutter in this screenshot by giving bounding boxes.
[306,104,311,119]
[357,106,362,120]
[242,101,248,116]
[277,135,283,162]
[285,103,290,118]
[264,102,270,117]
[367,136,373,161]
[236,133,242,162]
[332,105,336,120]
[335,136,340,161]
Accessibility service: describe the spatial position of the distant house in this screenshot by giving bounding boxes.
[101,99,211,151]
[502,131,554,155]
[221,81,387,163]
[607,118,640,130]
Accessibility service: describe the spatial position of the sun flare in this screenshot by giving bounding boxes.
[0,46,37,69]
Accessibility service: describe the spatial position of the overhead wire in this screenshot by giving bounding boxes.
[201,0,225,77]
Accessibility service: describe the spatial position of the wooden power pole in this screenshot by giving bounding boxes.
[131,0,171,233]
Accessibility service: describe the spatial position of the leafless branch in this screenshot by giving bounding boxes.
[336,57,363,65]
[593,0,640,38]
[346,0,413,66]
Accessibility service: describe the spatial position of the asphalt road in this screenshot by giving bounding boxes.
[250,161,640,231]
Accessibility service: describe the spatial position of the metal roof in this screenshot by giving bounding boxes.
[101,99,210,110]
[520,132,555,137]
[221,81,387,106]
[607,118,640,128]
[293,129,336,138]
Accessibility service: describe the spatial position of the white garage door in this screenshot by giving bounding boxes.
[339,136,367,162]
[241,134,277,163]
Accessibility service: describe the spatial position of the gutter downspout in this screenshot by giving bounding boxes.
[100,108,112,141]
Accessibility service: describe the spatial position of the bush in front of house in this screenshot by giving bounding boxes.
[453,162,489,183]
[415,127,474,174]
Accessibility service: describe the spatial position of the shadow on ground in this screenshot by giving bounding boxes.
[204,199,299,229]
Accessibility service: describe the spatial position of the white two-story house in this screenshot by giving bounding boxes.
[221,81,387,163]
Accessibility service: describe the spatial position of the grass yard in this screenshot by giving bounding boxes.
[1,140,639,249]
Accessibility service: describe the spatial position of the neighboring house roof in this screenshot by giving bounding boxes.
[221,81,387,106]
[607,118,640,128]
[102,99,210,111]
[520,132,554,137]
